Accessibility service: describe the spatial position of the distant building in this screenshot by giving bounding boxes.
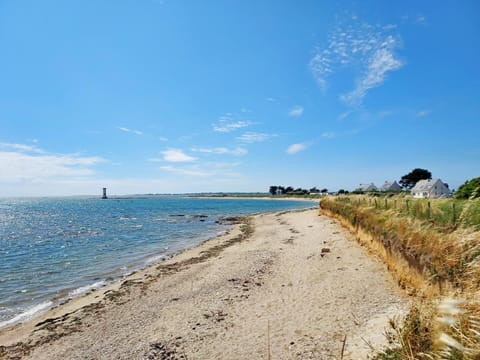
[381,180,402,192]
[411,179,451,198]
[102,187,108,199]
[358,183,378,192]
[357,183,378,192]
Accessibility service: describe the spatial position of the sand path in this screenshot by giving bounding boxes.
[0,209,407,359]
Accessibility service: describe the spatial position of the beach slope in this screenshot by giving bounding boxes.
[0,209,406,359]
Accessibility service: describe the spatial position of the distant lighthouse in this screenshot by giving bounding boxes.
[102,187,108,199]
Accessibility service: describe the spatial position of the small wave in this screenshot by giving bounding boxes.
[145,253,167,265]
[68,280,106,298]
[0,301,53,328]
[216,229,229,237]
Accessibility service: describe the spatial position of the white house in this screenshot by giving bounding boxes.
[357,183,378,192]
[411,179,451,198]
[381,180,402,191]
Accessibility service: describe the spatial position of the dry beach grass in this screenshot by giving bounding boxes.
[0,209,407,359]
[320,196,480,359]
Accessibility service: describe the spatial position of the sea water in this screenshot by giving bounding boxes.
[0,196,314,327]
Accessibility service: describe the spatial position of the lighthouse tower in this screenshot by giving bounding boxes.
[102,187,108,199]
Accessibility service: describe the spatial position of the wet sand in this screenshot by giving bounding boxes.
[0,209,407,359]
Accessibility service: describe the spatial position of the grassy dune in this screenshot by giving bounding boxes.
[320,195,480,359]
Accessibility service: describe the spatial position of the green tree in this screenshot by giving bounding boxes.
[293,188,308,195]
[285,186,294,194]
[399,168,432,189]
[321,188,328,194]
[269,186,278,195]
[309,187,320,193]
[455,177,480,199]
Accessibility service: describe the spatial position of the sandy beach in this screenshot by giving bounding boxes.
[0,209,407,359]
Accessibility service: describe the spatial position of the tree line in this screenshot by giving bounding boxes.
[269,186,328,195]
[268,168,479,199]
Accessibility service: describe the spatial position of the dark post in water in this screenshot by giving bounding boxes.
[102,187,108,199]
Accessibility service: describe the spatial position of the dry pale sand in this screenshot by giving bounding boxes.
[0,209,407,360]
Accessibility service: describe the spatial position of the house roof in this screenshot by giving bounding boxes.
[411,179,442,192]
[381,180,401,191]
[358,183,377,191]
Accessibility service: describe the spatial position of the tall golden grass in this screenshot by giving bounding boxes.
[320,195,480,359]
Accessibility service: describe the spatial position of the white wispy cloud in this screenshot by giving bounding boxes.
[416,109,431,117]
[340,43,403,105]
[265,97,276,102]
[338,110,352,121]
[118,127,143,135]
[286,143,307,154]
[415,14,427,25]
[213,120,252,133]
[191,147,247,156]
[159,136,168,142]
[236,132,276,143]
[0,142,45,154]
[321,132,336,139]
[310,17,404,105]
[383,24,397,30]
[160,166,210,177]
[160,161,241,178]
[159,149,196,162]
[288,106,304,117]
[0,143,104,181]
[212,114,253,133]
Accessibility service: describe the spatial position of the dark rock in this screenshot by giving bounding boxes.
[216,216,245,225]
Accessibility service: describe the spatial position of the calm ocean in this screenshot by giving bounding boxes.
[0,196,314,327]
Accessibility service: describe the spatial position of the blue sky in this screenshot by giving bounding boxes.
[0,0,479,196]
